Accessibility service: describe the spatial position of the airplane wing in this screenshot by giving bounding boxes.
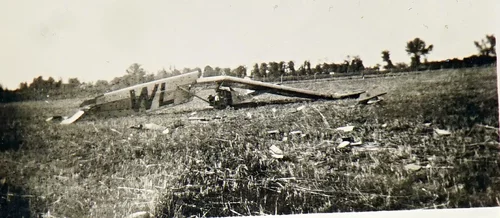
[196,76,364,100]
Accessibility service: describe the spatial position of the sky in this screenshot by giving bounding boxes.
[0,0,498,90]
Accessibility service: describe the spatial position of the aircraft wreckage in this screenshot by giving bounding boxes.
[50,71,385,124]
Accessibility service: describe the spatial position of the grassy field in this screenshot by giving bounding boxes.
[1,67,499,217]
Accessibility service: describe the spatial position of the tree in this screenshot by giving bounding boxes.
[203,65,215,77]
[381,50,394,69]
[395,62,409,69]
[350,56,365,72]
[287,61,295,75]
[155,68,169,79]
[303,60,312,75]
[125,63,148,85]
[182,68,193,74]
[222,68,231,76]
[406,38,433,68]
[47,77,55,88]
[251,63,260,78]
[193,67,202,75]
[268,62,280,78]
[474,34,496,56]
[171,68,181,76]
[259,63,268,77]
[278,61,286,76]
[322,63,331,74]
[314,64,322,74]
[95,80,108,87]
[126,63,146,76]
[214,67,222,76]
[19,82,28,90]
[233,65,247,78]
[68,78,81,87]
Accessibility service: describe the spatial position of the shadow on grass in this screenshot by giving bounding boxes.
[0,104,48,217]
[0,178,32,218]
[0,106,23,152]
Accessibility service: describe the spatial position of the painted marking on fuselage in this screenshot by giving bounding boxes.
[129,82,176,111]
[159,82,175,107]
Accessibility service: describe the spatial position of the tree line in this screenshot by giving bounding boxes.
[0,34,496,103]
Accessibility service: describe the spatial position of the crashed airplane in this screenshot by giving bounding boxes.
[54,71,369,124]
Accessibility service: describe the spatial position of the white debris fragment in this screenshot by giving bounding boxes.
[404,164,422,171]
[246,112,253,119]
[61,110,85,125]
[367,99,382,104]
[282,136,288,142]
[269,145,284,159]
[144,123,167,131]
[110,128,122,134]
[336,125,355,132]
[381,123,388,128]
[125,211,152,218]
[272,108,277,113]
[190,112,197,116]
[296,105,306,111]
[337,141,351,148]
[434,128,451,136]
[289,130,302,135]
[350,141,363,146]
[424,123,432,127]
[162,128,170,134]
[267,130,280,134]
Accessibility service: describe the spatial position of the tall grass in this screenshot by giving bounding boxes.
[0,67,498,217]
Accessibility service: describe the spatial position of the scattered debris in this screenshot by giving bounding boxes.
[246,112,253,119]
[289,130,302,135]
[46,116,66,122]
[381,123,388,128]
[188,115,225,122]
[296,105,306,111]
[350,141,363,146]
[311,106,331,128]
[404,163,422,171]
[188,117,211,121]
[351,142,381,152]
[475,124,498,130]
[144,123,166,131]
[125,211,152,218]
[162,129,170,134]
[110,128,122,135]
[358,92,387,105]
[424,123,432,127]
[267,130,280,134]
[434,128,452,136]
[61,110,85,125]
[129,123,168,132]
[337,141,351,149]
[336,125,355,132]
[367,99,383,104]
[269,145,284,159]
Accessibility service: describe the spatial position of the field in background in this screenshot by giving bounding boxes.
[0,67,499,217]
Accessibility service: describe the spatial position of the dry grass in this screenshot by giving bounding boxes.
[0,67,499,217]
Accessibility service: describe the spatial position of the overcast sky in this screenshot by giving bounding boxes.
[0,0,497,89]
